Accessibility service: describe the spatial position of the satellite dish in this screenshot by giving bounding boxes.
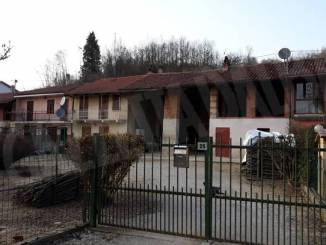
[56,107,66,119]
[60,96,66,106]
[278,48,291,60]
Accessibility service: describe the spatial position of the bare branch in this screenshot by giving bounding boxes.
[0,41,12,61]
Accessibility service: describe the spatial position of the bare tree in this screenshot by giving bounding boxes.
[0,41,12,61]
[41,50,71,87]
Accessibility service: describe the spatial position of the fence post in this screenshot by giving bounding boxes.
[90,134,100,227]
[205,137,213,240]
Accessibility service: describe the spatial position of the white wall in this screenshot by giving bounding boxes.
[72,122,128,138]
[73,95,128,121]
[209,118,289,144]
[209,118,289,160]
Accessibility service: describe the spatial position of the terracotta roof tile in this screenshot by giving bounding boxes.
[16,83,80,96]
[20,57,326,96]
[68,75,147,94]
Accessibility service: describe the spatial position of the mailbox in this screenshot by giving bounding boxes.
[173,145,189,168]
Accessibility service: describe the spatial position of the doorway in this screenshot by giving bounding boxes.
[27,101,34,121]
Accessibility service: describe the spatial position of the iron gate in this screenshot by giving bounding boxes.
[90,137,326,244]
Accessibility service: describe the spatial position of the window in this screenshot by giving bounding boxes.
[295,81,323,114]
[47,99,55,114]
[112,95,120,111]
[257,128,270,132]
[79,96,89,119]
[99,95,109,119]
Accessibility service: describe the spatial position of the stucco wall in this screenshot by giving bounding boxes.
[209,118,289,144]
[72,94,129,138]
[209,118,289,160]
[73,122,127,138]
[72,95,128,121]
[15,95,72,115]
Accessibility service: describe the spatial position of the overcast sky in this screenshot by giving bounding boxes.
[0,0,325,91]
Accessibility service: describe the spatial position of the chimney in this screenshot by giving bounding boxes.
[223,56,231,71]
[11,80,17,95]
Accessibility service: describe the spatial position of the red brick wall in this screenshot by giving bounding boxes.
[209,87,218,118]
[246,82,256,118]
[163,90,180,119]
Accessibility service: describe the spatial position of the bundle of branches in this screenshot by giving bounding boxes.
[68,134,144,201]
[245,137,295,180]
[15,171,81,208]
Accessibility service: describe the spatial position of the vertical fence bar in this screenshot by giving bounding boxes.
[90,134,99,227]
[282,142,286,245]
[272,138,275,245]
[306,138,310,245]
[204,137,213,240]
[229,138,232,241]
[219,136,223,240]
[195,138,198,237]
[260,134,264,245]
[318,143,323,245]
[239,138,243,243]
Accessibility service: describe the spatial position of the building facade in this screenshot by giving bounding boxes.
[0,81,15,128]
[1,58,325,157]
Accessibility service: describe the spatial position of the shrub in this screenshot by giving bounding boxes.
[289,124,320,188]
[68,134,144,200]
[0,134,36,170]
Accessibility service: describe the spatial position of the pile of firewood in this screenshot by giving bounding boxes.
[245,137,295,180]
[15,134,144,208]
[15,171,82,208]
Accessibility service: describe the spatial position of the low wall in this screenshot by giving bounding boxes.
[209,118,289,160]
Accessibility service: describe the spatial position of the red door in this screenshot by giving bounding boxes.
[215,127,230,157]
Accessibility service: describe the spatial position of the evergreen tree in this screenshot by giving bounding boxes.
[81,32,101,81]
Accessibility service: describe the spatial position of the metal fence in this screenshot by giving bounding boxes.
[0,133,86,244]
[0,133,325,244]
[95,137,326,245]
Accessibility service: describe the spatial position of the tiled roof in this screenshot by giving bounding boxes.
[0,93,14,104]
[20,57,326,96]
[16,83,80,96]
[68,75,147,95]
[0,81,12,89]
[123,58,326,91]
[72,58,326,94]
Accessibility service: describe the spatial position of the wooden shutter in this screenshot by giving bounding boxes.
[112,95,120,110]
[47,99,54,114]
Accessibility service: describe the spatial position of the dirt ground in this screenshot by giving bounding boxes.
[47,227,234,245]
[0,154,83,245]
